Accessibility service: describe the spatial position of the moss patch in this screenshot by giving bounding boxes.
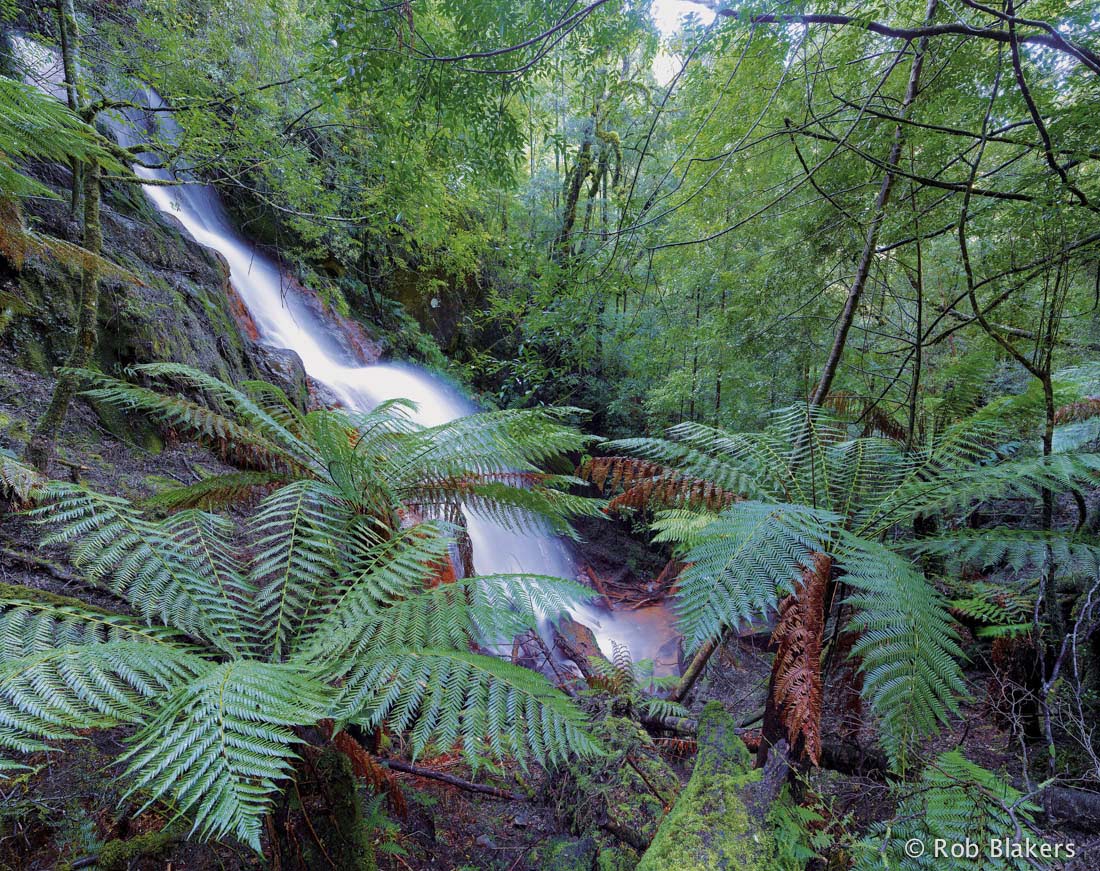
[636,702,791,871]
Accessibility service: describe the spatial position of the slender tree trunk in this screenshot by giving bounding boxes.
[809,0,937,408]
[905,172,924,449]
[55,0,83,219]
[26,161,101,472]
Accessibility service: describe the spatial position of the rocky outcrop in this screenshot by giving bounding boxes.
[1,160,255,383]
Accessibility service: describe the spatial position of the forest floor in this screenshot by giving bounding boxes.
[1,359,1099,870]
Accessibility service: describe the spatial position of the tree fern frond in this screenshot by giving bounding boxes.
[249,480,352,661]
[289,520,452,662]
[0,447,41,505]
[34,484,251,657]
[403,408,595,480]
[242,380,307,434]
[119,660,329,850]
[0,594,188,657]
[412,477,604,536]
[0,75,119,198]
[884,453,1100,522]
[837,533,967,771]
[909,531,1100,576]
[64,369,300,474]
[672,502,837,651]
[321,573,594,667]
[338,648,599,767]
[853,751,1043,871]
[126,363,313,463]
[145,470,292,511]
[0,642,208,752]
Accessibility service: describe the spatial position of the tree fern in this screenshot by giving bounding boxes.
[591,404,1084,770]
[1,389,601,850]
[64,366,606,538]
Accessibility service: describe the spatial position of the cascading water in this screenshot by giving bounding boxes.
[11,37,680,671]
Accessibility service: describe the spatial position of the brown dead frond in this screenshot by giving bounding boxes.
[579,456,739,513]
[1055,397,1100,424]
[768,552,830,765]
[330,728,408,818]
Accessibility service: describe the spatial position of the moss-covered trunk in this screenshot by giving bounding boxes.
[637,703,791,871]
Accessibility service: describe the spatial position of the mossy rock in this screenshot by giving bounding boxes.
[529,836,598,871]
[636,702,794,871]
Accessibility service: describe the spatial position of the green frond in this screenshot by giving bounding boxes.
[403,407,595,480]
[910,531,1100,577]
[289,520,452,662]
[0,446,41,504]
[649,508,720,548]
[242,380,307,434]
[0,642,208,753]
[410,475,605,537]
[671,501,836,651]
[885,453,1100,523]
[853,751,1043,871]
[0,594,188,657]
[837,533,967,772]
[318,573,594,667]
[0,75,118,198]
[145,470,292,511]
[64,368,304,474]
[34,484,252,657]
[126,363,313,462]
[249,480,351,661]
[641,696,691,721]
[338,648,599,767]
[118,660,329,851]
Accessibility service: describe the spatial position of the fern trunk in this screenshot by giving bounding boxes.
[26,160,101,472]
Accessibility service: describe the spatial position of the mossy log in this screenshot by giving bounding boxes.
[636,702,791,871]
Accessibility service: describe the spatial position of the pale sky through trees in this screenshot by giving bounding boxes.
[651,0,715,82]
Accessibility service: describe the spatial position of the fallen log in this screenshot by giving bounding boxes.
[637,702,791,870]
[383,758,524,802]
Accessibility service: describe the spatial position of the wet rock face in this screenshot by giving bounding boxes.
[286,274,383,366]
[3,167,255,384]
[250,343,310,409]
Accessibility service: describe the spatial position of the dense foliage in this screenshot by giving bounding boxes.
[2,0,1099,867]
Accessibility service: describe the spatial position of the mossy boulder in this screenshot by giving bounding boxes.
[636,702,793,871]
[4,161,255,386]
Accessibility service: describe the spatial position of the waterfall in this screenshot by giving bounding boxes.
[10,36,680,671]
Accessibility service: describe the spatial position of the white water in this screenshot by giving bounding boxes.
[12,37,679,671]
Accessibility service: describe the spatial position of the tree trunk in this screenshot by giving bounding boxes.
[809,0,937,408]
[26,161,101,472]
[55,0,83,218]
